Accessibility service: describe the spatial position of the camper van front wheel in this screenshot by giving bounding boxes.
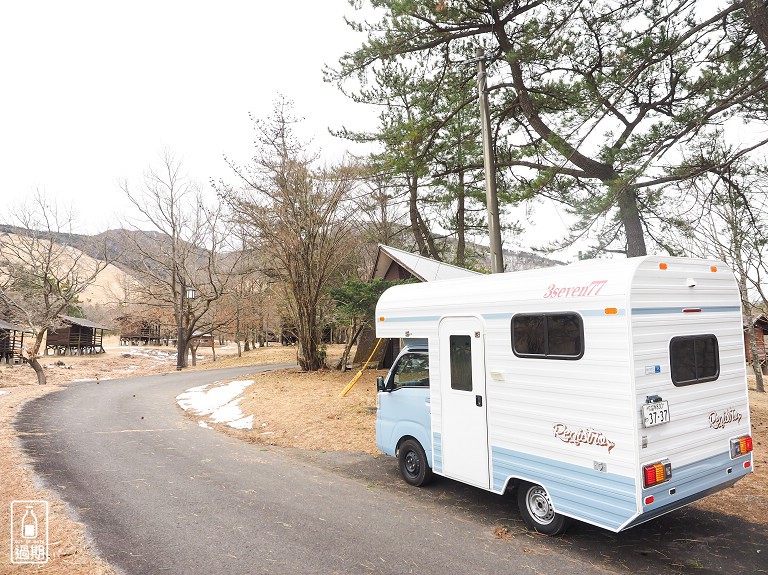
[397,439,433,486]
[517,482,570,535]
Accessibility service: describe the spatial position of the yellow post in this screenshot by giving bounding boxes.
[339,338,383,397]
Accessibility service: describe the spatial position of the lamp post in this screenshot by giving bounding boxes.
[176,284,197,371]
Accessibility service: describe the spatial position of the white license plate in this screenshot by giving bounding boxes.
[642,401,670,428]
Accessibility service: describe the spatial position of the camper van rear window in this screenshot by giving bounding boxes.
[670,335,719,386]
[511,313,584,360]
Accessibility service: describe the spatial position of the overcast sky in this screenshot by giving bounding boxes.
[1,1,376,233]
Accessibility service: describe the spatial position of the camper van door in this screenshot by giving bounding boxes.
[438,316,489,488]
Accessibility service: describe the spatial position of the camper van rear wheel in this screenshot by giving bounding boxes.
[398,439,433,486]
[517,482,570,535]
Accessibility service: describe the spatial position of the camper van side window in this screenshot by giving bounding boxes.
[511,313,584,360]
[670,335,719,386]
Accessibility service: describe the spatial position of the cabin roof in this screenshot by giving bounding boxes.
[0,319,27,332]
[373,244,481,282]
[744,313,768,328]
[59,315,110,330]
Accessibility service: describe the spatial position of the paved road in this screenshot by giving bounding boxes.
[15,366,766,574]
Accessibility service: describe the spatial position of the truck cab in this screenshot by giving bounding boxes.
[376,341,433,486]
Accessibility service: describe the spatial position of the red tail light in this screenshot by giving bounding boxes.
[730,435,753,458]
[643,459,672,488]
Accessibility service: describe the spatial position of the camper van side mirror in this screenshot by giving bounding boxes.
[376,376,386,392]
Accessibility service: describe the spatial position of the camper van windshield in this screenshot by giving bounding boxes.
[392,354,429,388]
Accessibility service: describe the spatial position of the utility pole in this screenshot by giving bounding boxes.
[176,282,186,371]
[476,47,504,273]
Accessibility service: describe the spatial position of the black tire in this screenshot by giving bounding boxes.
[397,438,433,486]
[517,482,570,535]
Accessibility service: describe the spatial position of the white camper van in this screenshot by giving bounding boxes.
[374,256,754,534]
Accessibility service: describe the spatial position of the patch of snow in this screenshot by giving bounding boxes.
[228,415,254,430]
[209,397,245,423]
[199,421,212,429]
[0,390,9,396]
[176,379,255,429]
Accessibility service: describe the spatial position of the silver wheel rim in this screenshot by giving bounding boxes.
[526,486,555,526]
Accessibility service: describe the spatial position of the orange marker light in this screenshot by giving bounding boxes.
[379,317,385,322]
[659,263,668,270]
[710,266,718,272]
[604,308,618,315]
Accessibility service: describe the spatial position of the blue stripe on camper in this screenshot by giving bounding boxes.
[492,446,637,531]
[379,316,441,323]
[482,309,626,320]
[579,308,626,317]
[432,432,442,473]
[481,313,512,320]
[631,306,741,315]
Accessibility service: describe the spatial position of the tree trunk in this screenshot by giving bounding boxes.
[28,332,47,385]
[747,321,766,392]
[30,358,46,385]
[408,174,428,256]
[296,304,323,371]
[745,0,768,50]
[336,322,364,371]
[456,170,466,267]
[616,185,647,257]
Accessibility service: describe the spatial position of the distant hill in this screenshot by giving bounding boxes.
[0,229,139,326]
[420,236,566,272]
[0,225,201,279]
[501,248,566,271]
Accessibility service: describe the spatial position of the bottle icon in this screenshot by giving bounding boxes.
[21,506,38,539]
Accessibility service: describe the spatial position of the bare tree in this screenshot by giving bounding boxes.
[221,97,361,371]
[118,150,245,368]
[677,153,767,392]
[0,192,109,384]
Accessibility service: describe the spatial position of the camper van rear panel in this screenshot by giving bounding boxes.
[627,258,752,527]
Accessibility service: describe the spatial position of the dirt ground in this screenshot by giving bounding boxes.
[1,339,766,574]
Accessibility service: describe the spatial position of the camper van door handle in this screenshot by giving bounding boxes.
[476,395,483,407]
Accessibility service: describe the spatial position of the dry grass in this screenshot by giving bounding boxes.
[1,339,766,574]
[212,366,384,454]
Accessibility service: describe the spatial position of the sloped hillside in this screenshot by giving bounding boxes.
[0,231,140,322]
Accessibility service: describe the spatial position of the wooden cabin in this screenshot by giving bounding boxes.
[0,319,29,364]
[744,313,768,372]
[45,315,108,356]
[353,245,481,368]
[116,316,163,346]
